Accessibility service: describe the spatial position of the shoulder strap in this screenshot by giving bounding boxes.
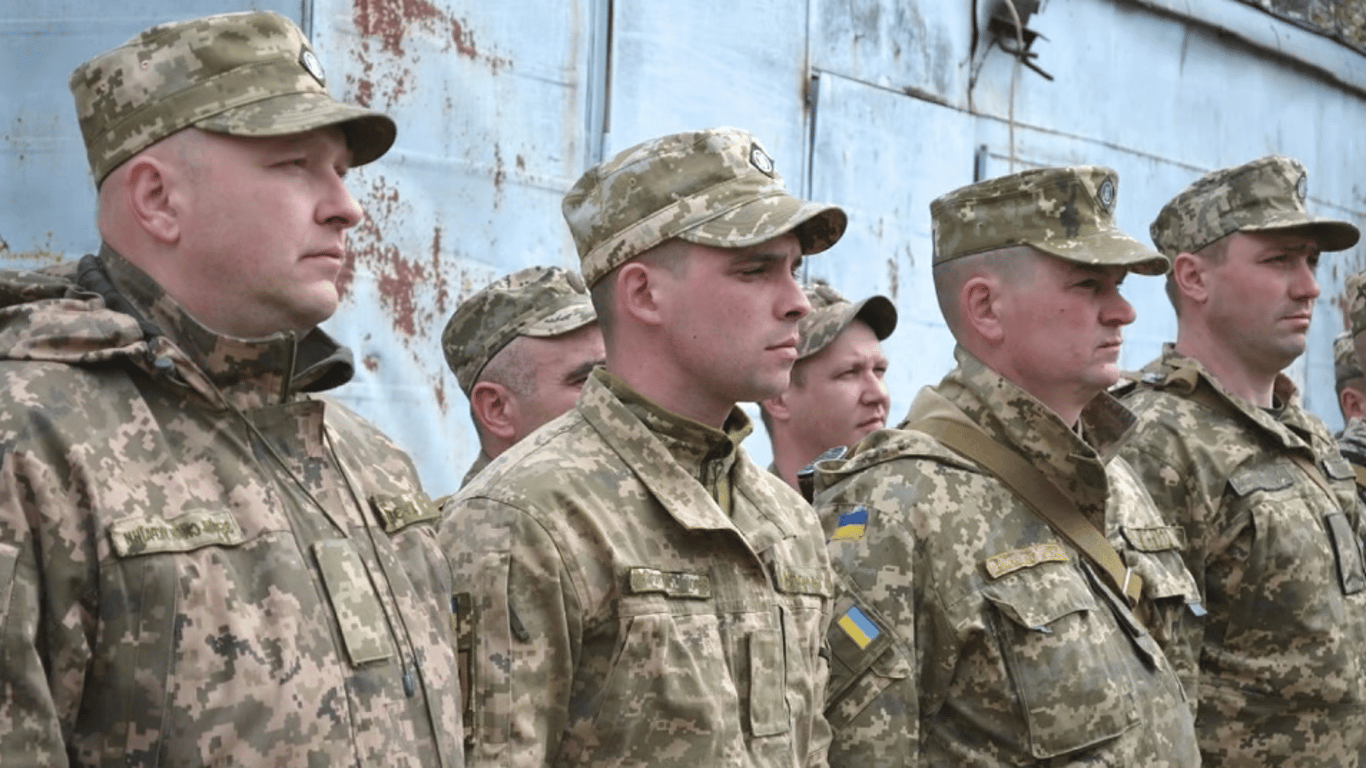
[912,417,1143,608]
[1353,463,1366,492]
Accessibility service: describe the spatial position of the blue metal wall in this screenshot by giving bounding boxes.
[4,0,1364,496]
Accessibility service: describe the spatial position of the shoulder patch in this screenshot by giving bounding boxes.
[836,604,881,649]
[832,506,869,542]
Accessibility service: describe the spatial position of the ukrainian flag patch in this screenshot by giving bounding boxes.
[837,605,880,649]
[832,507,868,541]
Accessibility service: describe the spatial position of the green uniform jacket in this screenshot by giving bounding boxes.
[0,248,463,767]
[443,368,834,767]
[1121,344,1366,766]
[817,348,1199,767]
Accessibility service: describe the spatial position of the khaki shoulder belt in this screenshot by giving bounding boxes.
[910,417,1143,608]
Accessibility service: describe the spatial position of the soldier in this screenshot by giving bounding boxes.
[442,127,844,767]
[815,166,1200,766]
[441,266,603,487]
[1335,330,1366,426]
[760,280,896,491]
[0,12,462,765]
[1120,155,1366,766]
[1339,273,1366,502]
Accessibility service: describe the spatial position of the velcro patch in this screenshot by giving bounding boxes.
[110,509,244,557]
[837,605,880,649]
[984,542,1069,580]
[370,492,440,533]
[1324,456,1356,482]
[832,507,868,542]
[772,563,833,597]
[1121,525,1186,552]
[627,567,712,599]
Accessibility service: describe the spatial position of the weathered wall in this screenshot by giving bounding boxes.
[4,0,1364,495]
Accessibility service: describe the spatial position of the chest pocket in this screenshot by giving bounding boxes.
[1230,463,1366,597]
[983,563,1140,759]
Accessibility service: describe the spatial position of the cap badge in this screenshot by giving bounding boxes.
[300,48,326,87]
[1097,177,1116,212]
[1295,172,1308,202]
[749,143,775,177]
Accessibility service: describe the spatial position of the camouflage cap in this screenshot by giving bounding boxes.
[1348,269,1366,339]
[442,266,597,396]
[562,127,848,287]
[1149,155,1359,258]
[69,10,396,185]
[796,280,897,360]
[930,165,1168,275]
[1336,331,1363,386]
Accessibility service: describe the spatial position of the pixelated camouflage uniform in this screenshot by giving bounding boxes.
[443,367,833,767]
[816,348,1199,766]
[1120,344,1366,766]
[1339,418,1366,502]
[462,451,493,489]
[0,248,463,766]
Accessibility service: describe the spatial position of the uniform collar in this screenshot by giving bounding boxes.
[903,346,1132,512]
[597,368,752,484]
[100,245,353,408]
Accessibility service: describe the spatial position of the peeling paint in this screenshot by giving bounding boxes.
[352,0,510,67]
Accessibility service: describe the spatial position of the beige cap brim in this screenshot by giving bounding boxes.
[1030,228,1170,276]
[676,192,848,256]
[196,91,396,167]
[1241,213,1360,253]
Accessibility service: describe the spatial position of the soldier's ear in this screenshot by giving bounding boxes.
[124,155,181,245]
[1343,385,1366,421]
[761,393,791,424]
[618,261,664,327]
[1170,252,1208,304]
[470,381,518,440]
[961,275,1005,344]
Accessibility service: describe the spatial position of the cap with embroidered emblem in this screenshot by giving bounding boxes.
[69,10,396,185]
[1149,155,1359,258]
[930,165,1168,275]
[562,127,848,287]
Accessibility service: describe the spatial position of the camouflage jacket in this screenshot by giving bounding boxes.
[815,349,1199,767]
[0,248,463,767]
[442,368,834,767]
[461,450,492,489]
[1120,344,1366,766]
[1338,416,1366,504]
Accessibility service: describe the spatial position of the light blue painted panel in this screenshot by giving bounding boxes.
[810,0,972,107]
[310,1,594,496]
[602,0,811,187]
[805,72,973,427]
